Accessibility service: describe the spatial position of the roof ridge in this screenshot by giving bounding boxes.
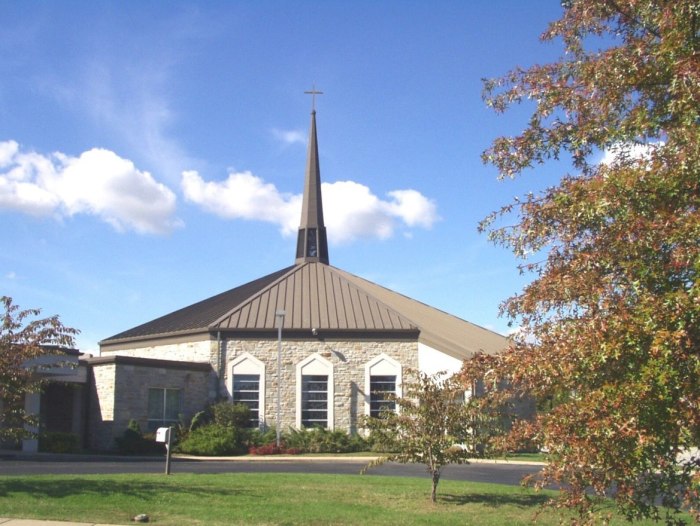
[323,264,418,330]
[209,263,302,330]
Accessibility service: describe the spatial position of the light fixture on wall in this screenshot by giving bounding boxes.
[275,310,286,448]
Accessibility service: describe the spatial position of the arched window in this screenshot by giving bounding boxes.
[365,354,402,418]
[296,354,334,429]
[228,353,266,428]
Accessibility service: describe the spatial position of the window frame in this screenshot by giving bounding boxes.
[296,353,334,430]
[147,387,182,431]
[364,354,402,418]
[228,353,266,428]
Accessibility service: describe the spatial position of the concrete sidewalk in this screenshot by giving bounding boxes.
[0,520,124,526]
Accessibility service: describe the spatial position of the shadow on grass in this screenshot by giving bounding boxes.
[441,491,551,508]
[0,478,247,500]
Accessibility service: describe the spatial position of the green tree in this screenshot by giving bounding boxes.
[475,0,699,524]
[362,371,504,503]
[0,296,79,442]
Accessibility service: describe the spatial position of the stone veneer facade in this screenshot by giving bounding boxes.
[100,335,419,437]
[220,338,418,433]
[86,356,211,450]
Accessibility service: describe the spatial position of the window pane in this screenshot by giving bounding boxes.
[148,388,164,421]
[233,374,260,427]
[370,375,396,418]
[302,374,327,428]
[164,389,181,421]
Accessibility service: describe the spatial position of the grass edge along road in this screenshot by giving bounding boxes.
[0,472,693,525]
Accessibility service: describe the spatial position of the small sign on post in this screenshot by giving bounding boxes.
[156,426,173,475]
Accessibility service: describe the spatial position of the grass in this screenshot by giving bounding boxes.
[0,472,691,525]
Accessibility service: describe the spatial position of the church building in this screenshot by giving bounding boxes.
[88,105,507,450]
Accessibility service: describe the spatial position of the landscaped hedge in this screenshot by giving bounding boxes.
[175,424,247,456]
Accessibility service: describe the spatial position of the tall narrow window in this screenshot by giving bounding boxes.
[365,354,402,418]
[369,375,396,418]
[228,353,266,429]
[301,374,328,428]
[296,353,334,430]
[233,374,260,427]
[147,388,181,431]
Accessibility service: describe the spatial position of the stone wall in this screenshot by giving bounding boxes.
[87,363,116,450]
[112,362,210,436]
[220,338,419,434]
[104,340,215,364]
[87,357,211,451]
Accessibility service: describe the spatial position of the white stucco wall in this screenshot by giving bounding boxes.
[417,343,464,377]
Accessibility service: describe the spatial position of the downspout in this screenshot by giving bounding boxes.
[216,330,222,400]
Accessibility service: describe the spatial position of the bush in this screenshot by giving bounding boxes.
[175,424,247,456]
[247,426,278,448]
[248,444,302,455]
[114,420,163,455]
[39,431,80,453]
[210,402,251,428]
[282,427,368,454]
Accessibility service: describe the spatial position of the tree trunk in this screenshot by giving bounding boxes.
[431,470,440,503]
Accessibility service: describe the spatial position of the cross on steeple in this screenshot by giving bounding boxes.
[304,84,323,112]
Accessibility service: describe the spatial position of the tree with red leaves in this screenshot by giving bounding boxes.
[470,1,699,524]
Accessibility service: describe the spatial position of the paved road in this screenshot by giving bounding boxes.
[0,456,542,486]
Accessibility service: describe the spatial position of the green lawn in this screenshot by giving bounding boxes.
[0,473,690,525]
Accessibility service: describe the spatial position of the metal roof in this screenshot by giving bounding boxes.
[100,266,294,344]
[212,262,417,332]
[101,262,506,360]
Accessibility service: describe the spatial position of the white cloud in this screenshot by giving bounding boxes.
[0,141,181,234]
[600,142,661,166]
[181,170,299,234]
[181,171,438,244]
[385,189,438,228]
[322,181,397,243]
[272,128,306,146]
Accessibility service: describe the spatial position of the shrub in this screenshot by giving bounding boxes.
[282,427,368,453]
[210,402,251,428]
[38,431,80,453]
[175,424,247,456]
[248,444,302,455]
[247,426,278,448]
[114,420,163,455]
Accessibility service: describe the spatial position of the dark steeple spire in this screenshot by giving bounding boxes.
[296,91,329,265]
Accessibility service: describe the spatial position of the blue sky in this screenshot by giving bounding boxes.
[1,1,568,353]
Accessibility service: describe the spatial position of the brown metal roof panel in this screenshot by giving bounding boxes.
[357,290,374,329]
[100,266,294,344]
[331,266,507,358]
[320,266,338,329]
[308,264,320,328]
[317,265,331,328]
[330,271,348,329]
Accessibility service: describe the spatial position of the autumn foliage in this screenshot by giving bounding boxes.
[470,0,699,524]
[0,296,79,442]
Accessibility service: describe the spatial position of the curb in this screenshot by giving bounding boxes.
[1,449,545,466]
